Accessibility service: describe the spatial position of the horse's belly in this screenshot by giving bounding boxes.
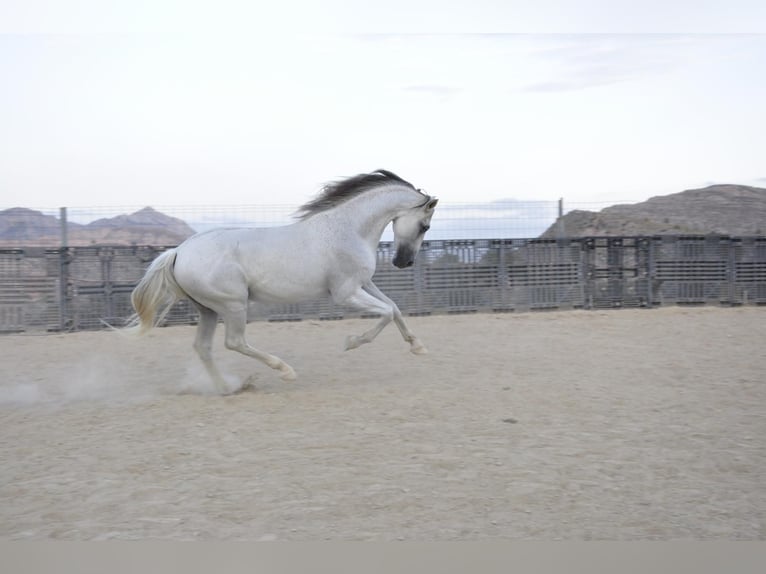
[250,282,327,304]
[247,269,329,303]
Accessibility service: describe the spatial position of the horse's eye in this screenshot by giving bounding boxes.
[421,224,430,234]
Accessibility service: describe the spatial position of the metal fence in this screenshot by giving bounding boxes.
[1,236,764,333]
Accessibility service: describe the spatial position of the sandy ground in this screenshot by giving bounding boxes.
[0,307,764,541]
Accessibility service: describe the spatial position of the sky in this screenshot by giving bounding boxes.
[1,1,765,212]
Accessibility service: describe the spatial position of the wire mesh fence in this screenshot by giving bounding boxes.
[1,200,630,246]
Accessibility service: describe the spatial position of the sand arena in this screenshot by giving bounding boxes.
[0,307,764,540]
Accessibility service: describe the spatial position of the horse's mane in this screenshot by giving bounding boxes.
[296,169,418,220]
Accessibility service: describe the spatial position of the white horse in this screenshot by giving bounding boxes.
[127,170,438,394]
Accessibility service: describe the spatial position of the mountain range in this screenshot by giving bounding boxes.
[0,207,195,247]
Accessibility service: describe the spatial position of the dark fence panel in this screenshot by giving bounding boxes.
[0,248,61,332]
[734,237,766,304]
[1,236,764,333]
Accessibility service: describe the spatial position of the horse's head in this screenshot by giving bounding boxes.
[392,196,438,268]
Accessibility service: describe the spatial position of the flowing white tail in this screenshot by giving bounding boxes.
[126,249,185,336]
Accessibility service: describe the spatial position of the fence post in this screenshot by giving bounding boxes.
[642,237,653,306]
[556,198,565,238]
[497,240,509,310]
[100,247,115,320]
[59,207,69,331]
[583,238,594,308]
[60,207,68,248]
[607,237,624,306]
[413,243,426,314]
[727,238,737,305]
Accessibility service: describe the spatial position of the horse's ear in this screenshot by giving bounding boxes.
[426,197,438,211]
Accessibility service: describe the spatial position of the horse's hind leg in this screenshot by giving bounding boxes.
[192,304,242,394]
[220,306,297,381]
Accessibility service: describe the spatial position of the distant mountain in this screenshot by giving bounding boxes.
[0,208,82,243]
[0,207,196,247]
[75,207,196,246]
[541,184,766,238]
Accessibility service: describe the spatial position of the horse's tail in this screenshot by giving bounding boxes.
[124,249,186,336]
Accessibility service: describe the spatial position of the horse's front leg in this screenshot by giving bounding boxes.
[335,287,395,351]
[363,281,427,355]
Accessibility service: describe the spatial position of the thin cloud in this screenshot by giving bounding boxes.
[403,84,462,98]
[520,34,712,93]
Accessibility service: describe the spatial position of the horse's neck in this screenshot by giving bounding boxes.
[327,186,418,242]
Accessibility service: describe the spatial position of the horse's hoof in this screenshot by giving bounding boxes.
[280,366,297,381]
[410,341,428,355]
[344,335,362,351]
[215,377,245,395]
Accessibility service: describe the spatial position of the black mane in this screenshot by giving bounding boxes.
[296,170,418,219]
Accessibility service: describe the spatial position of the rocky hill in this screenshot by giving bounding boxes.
[541,184,766,238]
[0,207,196,247]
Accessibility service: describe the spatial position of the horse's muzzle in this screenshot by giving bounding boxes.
[393,247,415,269]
